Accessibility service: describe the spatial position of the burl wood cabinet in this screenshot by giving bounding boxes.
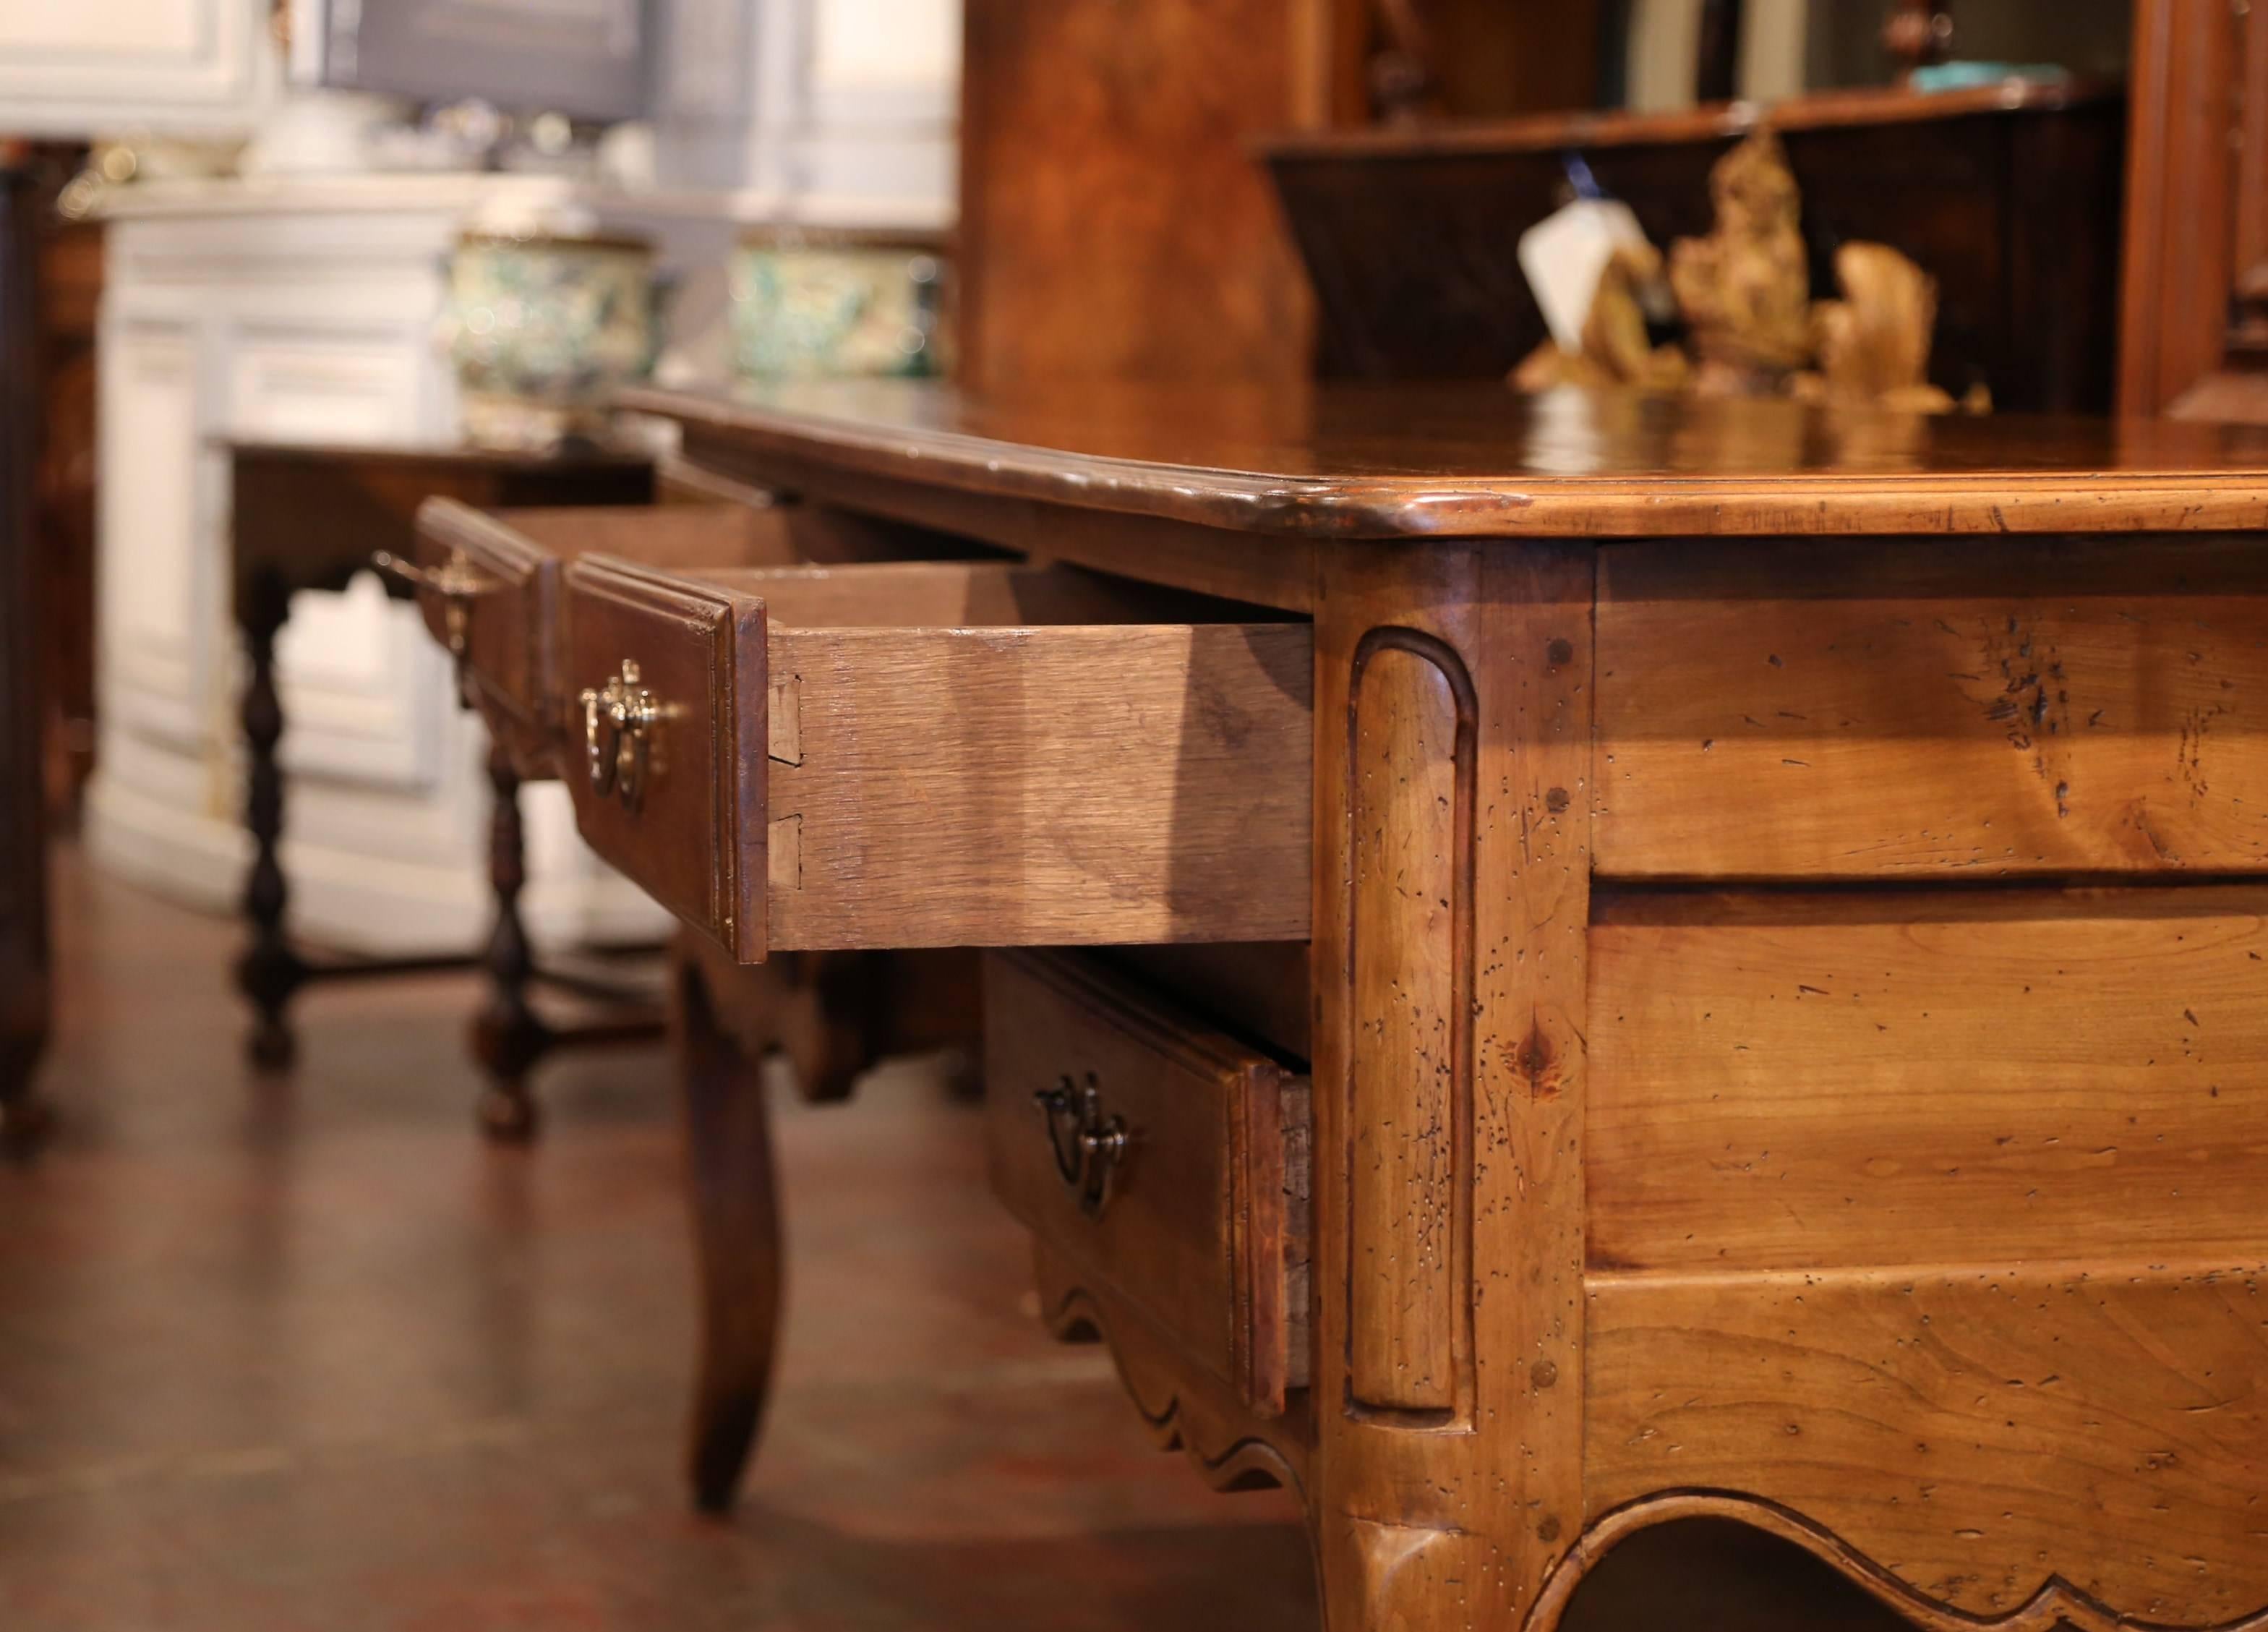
[411,378,2268,1631]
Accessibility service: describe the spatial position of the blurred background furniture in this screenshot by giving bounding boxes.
[87,176,688,961]
[23,143,99,823]
[954,0,2141,404]
[17,0,959,976]
[229,440,660,1135]
[1264,81,2124,409]
[2120,0,2268,421]
[0,163,51,1149]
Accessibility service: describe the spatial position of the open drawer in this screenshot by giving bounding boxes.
[560,557,1314,960]
[411,499,803,751]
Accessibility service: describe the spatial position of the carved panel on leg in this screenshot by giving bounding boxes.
[1346,631,1474,1423]
[1310,542,1594,1632]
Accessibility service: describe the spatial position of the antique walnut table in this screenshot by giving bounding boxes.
[409,380,2268,1631]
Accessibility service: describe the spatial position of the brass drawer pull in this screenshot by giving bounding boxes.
[1035,1072,1131,1220]
[371,549,490,657]
[581,659,665,812]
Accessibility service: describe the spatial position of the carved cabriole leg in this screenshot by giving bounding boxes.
[234,565,304,1070]
[669,936,981,1513]
[1309,541,1593,1631]
[672,933,787,1515]
[471,740,544,1141]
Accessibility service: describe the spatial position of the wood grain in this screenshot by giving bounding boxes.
[625,380,2268,542]
[957,0,1318,391]
[1591,886,2268,1274]
[561,554,1311,959]
[670,424,1318,612]
[1586,1265,2268,1625]
[1346,636,1468,1418]
[768,620,1311,949]
[984,950,1309,1413]
[1596,536,2268,878]
[2120,0,2241,418]
[1031,1242,1313,1500]
[1309,542,1593,1629]
[596,381,2268,1629]
[671,935,784,1515]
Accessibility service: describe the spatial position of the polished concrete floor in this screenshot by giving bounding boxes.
[0,853,1912,1631]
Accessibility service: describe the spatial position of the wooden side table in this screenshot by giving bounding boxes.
[229,440,659,1137]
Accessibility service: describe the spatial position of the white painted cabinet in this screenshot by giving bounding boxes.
[67,0,963,955]
[84,176,669,954]
[0,0,277,137]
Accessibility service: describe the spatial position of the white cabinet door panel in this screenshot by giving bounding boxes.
[98,320,210,752]
[0,0,271,134]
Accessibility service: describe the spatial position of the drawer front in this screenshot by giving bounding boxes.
[1589,884,2268,1273]
[1586,882,2268,1624]
[414,498,556,731]
[561,557,768,955]
[983,949,1310,1414]
[416,501,808,736]
[558,559,1310,961]
[1596,535,2268,878]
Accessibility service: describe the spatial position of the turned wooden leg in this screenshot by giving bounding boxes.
[234,565,305,1071]
[673,938,785,1515]
[1307,544,1594,1631]
[469,741,546,1141]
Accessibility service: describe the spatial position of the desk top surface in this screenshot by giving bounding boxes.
[627,380,2268,541]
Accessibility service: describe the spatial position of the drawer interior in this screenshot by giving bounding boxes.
[560,557,1314,961]
[699,559,1295,630]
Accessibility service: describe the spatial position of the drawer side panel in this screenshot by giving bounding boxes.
[769,622,1312,948]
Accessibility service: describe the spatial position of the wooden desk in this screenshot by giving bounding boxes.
[228,442,657,1136]
[421,380,2268,1631]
